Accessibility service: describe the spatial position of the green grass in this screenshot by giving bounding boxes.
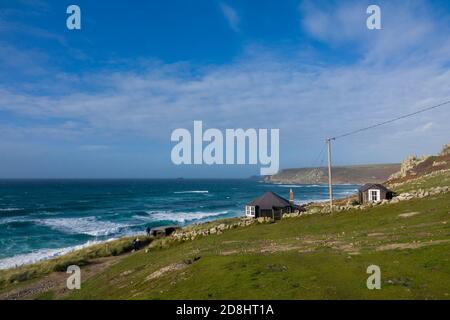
[393,170,450,193]
[65,192,450,300]
[0,236,152,293]
[2,173,450,300]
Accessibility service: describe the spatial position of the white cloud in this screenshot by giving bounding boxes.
[1,52,448,150]
[0,1,449,168]
[299,0,450,64]
[300,0,367,44]
[219,2,239,32]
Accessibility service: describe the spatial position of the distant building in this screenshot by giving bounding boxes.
[358,183,393,204]
[245,189,302,220]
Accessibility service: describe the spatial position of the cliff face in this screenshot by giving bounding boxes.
[387,143,450,184]
[266,164,401,185]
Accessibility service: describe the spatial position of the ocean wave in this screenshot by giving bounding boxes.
[173,190,209,194]
[0,219,36,230]
[145,210,232,223]
[296,198,329,204]
[282,184,325,188]
[335,190,358,195]
[0,239,118,270]
[36,217,129,237]
[0,208,24,212]
[273,184,305,188]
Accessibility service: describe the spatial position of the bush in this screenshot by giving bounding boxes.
[52,258,89,272]
[350,200,360,206]
[8,270,32,283]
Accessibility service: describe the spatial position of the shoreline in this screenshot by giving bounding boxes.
[0,185,360,271]
[0,238,122,271]
[0,215,242,271]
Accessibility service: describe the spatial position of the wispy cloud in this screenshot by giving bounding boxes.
[0,20,66,45]
[299,0,450,64]
[219,2,239,32]
[0,0,449,171]
[1,46,449,161]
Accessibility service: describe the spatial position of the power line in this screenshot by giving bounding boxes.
[324,98,450,212]
[319,147,327,167]
[331,99,450,140]
[310,142,327,168]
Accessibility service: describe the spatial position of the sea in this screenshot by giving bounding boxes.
[0,179,359,269]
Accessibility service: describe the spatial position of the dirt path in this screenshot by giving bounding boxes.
[376,239,450,251]
[0,253,129,300]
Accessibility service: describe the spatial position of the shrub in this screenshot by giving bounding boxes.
[8,270,32,283]
[52,258,89,272]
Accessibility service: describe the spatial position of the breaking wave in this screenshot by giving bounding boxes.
[36,217,129,237]
[0,208,23,212]
[173,190,209,194]
[146,210,231,223]
[0,239,117,270]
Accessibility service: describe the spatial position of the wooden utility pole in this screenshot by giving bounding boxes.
[327,138,334,212]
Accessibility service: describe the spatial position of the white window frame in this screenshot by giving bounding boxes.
[245,205,255,217]
[368,189,381,202]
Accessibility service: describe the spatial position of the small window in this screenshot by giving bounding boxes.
[246,206,255,216]
[371,190,378,201]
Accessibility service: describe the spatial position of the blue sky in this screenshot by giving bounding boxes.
[0,0,449,178]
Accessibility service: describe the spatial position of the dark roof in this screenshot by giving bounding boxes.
[247,192,291,210]
[358,183,391,193]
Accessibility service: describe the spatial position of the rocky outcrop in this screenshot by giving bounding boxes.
[439,143,450,156]
[387,142,450,183]
[387,168,450,189]
[267,164,400,184]
[432,160,447,167]
[388,155,430,180]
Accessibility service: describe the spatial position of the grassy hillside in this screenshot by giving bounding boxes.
[2,184,447,300]
[1,154,449,300]
[266,164,400,184]
[62,191,450,300]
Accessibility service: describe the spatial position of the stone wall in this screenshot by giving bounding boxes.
[163,184,449,244]
[312,185,450,214]
[171,218,261,242]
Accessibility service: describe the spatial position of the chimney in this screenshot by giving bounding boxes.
[289,188,294,206]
